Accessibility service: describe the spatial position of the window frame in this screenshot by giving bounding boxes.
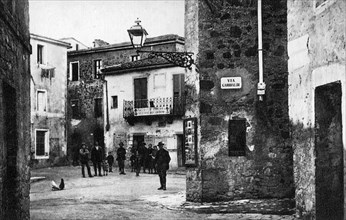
[131,54,140,62]
[35,129,49,159]
[69,61,80,81]
[111,95,118,109]
[153,73,166,89]
[37,44,44,64]
[94,59,102,79]
[36,89,47,112]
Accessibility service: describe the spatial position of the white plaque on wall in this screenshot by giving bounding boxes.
[221,77,242,89]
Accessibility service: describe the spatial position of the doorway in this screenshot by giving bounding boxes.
[133,135,145,148]
[177,134,184,167]
[315,81,344,220]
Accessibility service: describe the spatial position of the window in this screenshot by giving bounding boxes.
[37,90,47,112]
[76,44,79,51]
[71,99,80,119]
[134,78,147,108]
[37,44,44,64]
[35,129,49,158]
[111,96,118,109]
[228,119,246,156]
[131,54,140,61]
[173,74,185,115]
[154,73,166,89]
[69,61,79,81]
[94,59,102,78]
[94,98,103,118]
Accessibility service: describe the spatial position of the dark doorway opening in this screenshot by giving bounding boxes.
[177,134,184,167]
[2,82,19,217]
[133,135,145,148]
[315,81,344,220]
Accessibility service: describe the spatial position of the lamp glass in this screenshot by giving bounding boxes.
[127,19,148,49]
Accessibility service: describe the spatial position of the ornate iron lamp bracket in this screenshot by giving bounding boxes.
[137,50,194,69]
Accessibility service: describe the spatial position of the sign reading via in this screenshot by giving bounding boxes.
[221,77,242,89]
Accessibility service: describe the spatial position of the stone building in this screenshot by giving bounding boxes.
[30,34,71,168]
[67,35,184,163]
[184,0,294,204]
[0,0,31,219]
[288,0,345,219]
[102,58,185,169]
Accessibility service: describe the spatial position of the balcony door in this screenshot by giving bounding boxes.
[134,78,147,108]
[173,74,185,115]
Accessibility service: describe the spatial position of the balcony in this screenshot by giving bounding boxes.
[123,96,185,119]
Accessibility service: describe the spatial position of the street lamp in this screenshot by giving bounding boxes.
[127,19,194,68]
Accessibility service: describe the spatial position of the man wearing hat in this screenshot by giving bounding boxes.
[154,142,171,190]
[79,143,93,178]
[116,142,126,175]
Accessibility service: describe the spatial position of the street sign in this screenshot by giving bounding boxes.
[221,77,242,89]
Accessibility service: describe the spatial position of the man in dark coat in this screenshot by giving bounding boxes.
[91,141,103,177]
[116,142,126,175]
[106,152,114,172]
[137,142,147,173]
[79,143,93,178]
[154,142,171,190]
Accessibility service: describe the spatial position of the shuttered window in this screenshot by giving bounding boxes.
[36,130,48,157]
[229,119,246,156]
[173,74,185,98]
[134,78,147,108]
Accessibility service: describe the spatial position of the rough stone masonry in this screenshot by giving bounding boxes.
[184,0,294,203]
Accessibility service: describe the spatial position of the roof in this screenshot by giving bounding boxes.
[68,34,184,56]
[59,37,88,48]
[30,33,72,48]
[102,57,174,75]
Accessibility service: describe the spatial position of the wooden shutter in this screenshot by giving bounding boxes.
[134,78,147,108]
[36,131,46,156]
[229,119,246,156]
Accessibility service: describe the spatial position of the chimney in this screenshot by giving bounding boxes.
[93,39,109,48]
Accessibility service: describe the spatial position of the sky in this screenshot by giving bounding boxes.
[29,0,185,47]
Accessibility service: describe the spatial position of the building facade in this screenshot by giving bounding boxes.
[30,34,71,168]
[288,0,346,219]
[184,0,294,204]
[0,0,31,219]
[102,58,185,168]
[67,35,184,163]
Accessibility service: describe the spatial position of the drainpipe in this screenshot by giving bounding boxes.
[257,0,266,101]
[105,79,110,132]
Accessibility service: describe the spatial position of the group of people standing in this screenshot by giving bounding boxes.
[79,141,171,190]
[79,142,115,178]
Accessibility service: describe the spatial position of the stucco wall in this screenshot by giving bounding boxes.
[0,0,31,219]
[104,66,185,168]
[30,37,68,168]
[287,0,346,218]
[185,0,294,202]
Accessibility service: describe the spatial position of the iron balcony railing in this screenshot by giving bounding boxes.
[123,96,185,118]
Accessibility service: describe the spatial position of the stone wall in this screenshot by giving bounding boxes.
[185,0,294,202]
[0,0,31,219]
[287,0,346,218]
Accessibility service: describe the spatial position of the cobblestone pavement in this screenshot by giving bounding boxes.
[31,166,298,220]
